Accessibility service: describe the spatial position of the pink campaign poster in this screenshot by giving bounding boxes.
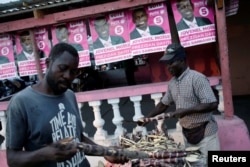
[51,20,91,68]
[225,0,239,16]
[34,27,51,73]
[172,0,216,47]
[128,2,172,56]
[89,11,132,66]
[15,30,41,77]
[0,34,17,79]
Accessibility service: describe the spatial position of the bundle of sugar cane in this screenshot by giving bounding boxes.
[139,157,186,167]
[77,142,150,159]
[119,127,202,166]
[131,150,202,167]
[119,132,183,153]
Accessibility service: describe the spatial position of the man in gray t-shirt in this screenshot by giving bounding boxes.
[6,43,127,167]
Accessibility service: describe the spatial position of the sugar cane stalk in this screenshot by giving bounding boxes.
[77,142,150,159]
[149,150,187,159]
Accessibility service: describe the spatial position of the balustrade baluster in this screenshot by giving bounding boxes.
[151,93,164,132]
[77,102,88,137]
[215,84,224,114]
[107,98,125,138]
[88,101,107,141]
[0,111,6,149]
[130,95,147,135]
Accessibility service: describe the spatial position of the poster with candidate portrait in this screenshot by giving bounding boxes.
[172,0,216,47]
[89,11,132,66]
[0,34,18,79]
[225,0,239,16]
[128,2,172,56]
[51,20,91,68]
[34,27,51,73]
[15,30,40,77]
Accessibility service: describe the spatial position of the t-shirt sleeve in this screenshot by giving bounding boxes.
[6,95,27,150]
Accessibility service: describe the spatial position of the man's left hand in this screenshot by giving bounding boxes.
[104,155,128,164]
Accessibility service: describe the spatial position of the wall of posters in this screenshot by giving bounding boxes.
[0,34,17,79]
[172,0,216,47]
[51,20,91,68]
[0,2,220,81]
[128,2,171,56]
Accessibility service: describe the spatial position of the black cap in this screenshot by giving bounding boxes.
[159,43,186,63]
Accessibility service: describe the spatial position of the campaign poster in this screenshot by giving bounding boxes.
[51,20,91,68]
[128,2,172,56]
[172,0,216,47]
[225,0,239,16]
[34,27,51,73]
[0,34,17,79]
[15,30,41,77]
[89,10,132,66]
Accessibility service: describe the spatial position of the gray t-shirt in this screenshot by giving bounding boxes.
[6,86,90,167]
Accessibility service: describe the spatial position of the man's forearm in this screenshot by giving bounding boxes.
[7,149,48,167]
[147,102,168,118]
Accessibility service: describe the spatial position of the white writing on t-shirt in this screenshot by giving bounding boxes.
[50,103,85,167]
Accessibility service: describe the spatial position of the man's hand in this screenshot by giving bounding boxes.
[104,155,128,164]
[41,137,79,162]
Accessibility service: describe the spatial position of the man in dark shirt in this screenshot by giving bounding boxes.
[93,17,125,49]
[55,24,84,51]
[176,0,212,31]
[130,8,165,40]
[6,43,128,167]
[16,31,45,61]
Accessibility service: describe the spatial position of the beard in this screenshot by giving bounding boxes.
[46,71,71,95]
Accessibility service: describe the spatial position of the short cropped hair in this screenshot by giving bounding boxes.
[49,43,78,61]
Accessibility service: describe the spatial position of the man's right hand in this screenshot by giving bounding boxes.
[43,137,79,162]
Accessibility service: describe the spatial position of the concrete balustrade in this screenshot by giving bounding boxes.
[0,78,221,149]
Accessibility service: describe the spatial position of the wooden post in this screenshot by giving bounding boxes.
[33,10,44,19]
[217,0,224,9]
[215,0,234,119]
[29,30,44,81]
